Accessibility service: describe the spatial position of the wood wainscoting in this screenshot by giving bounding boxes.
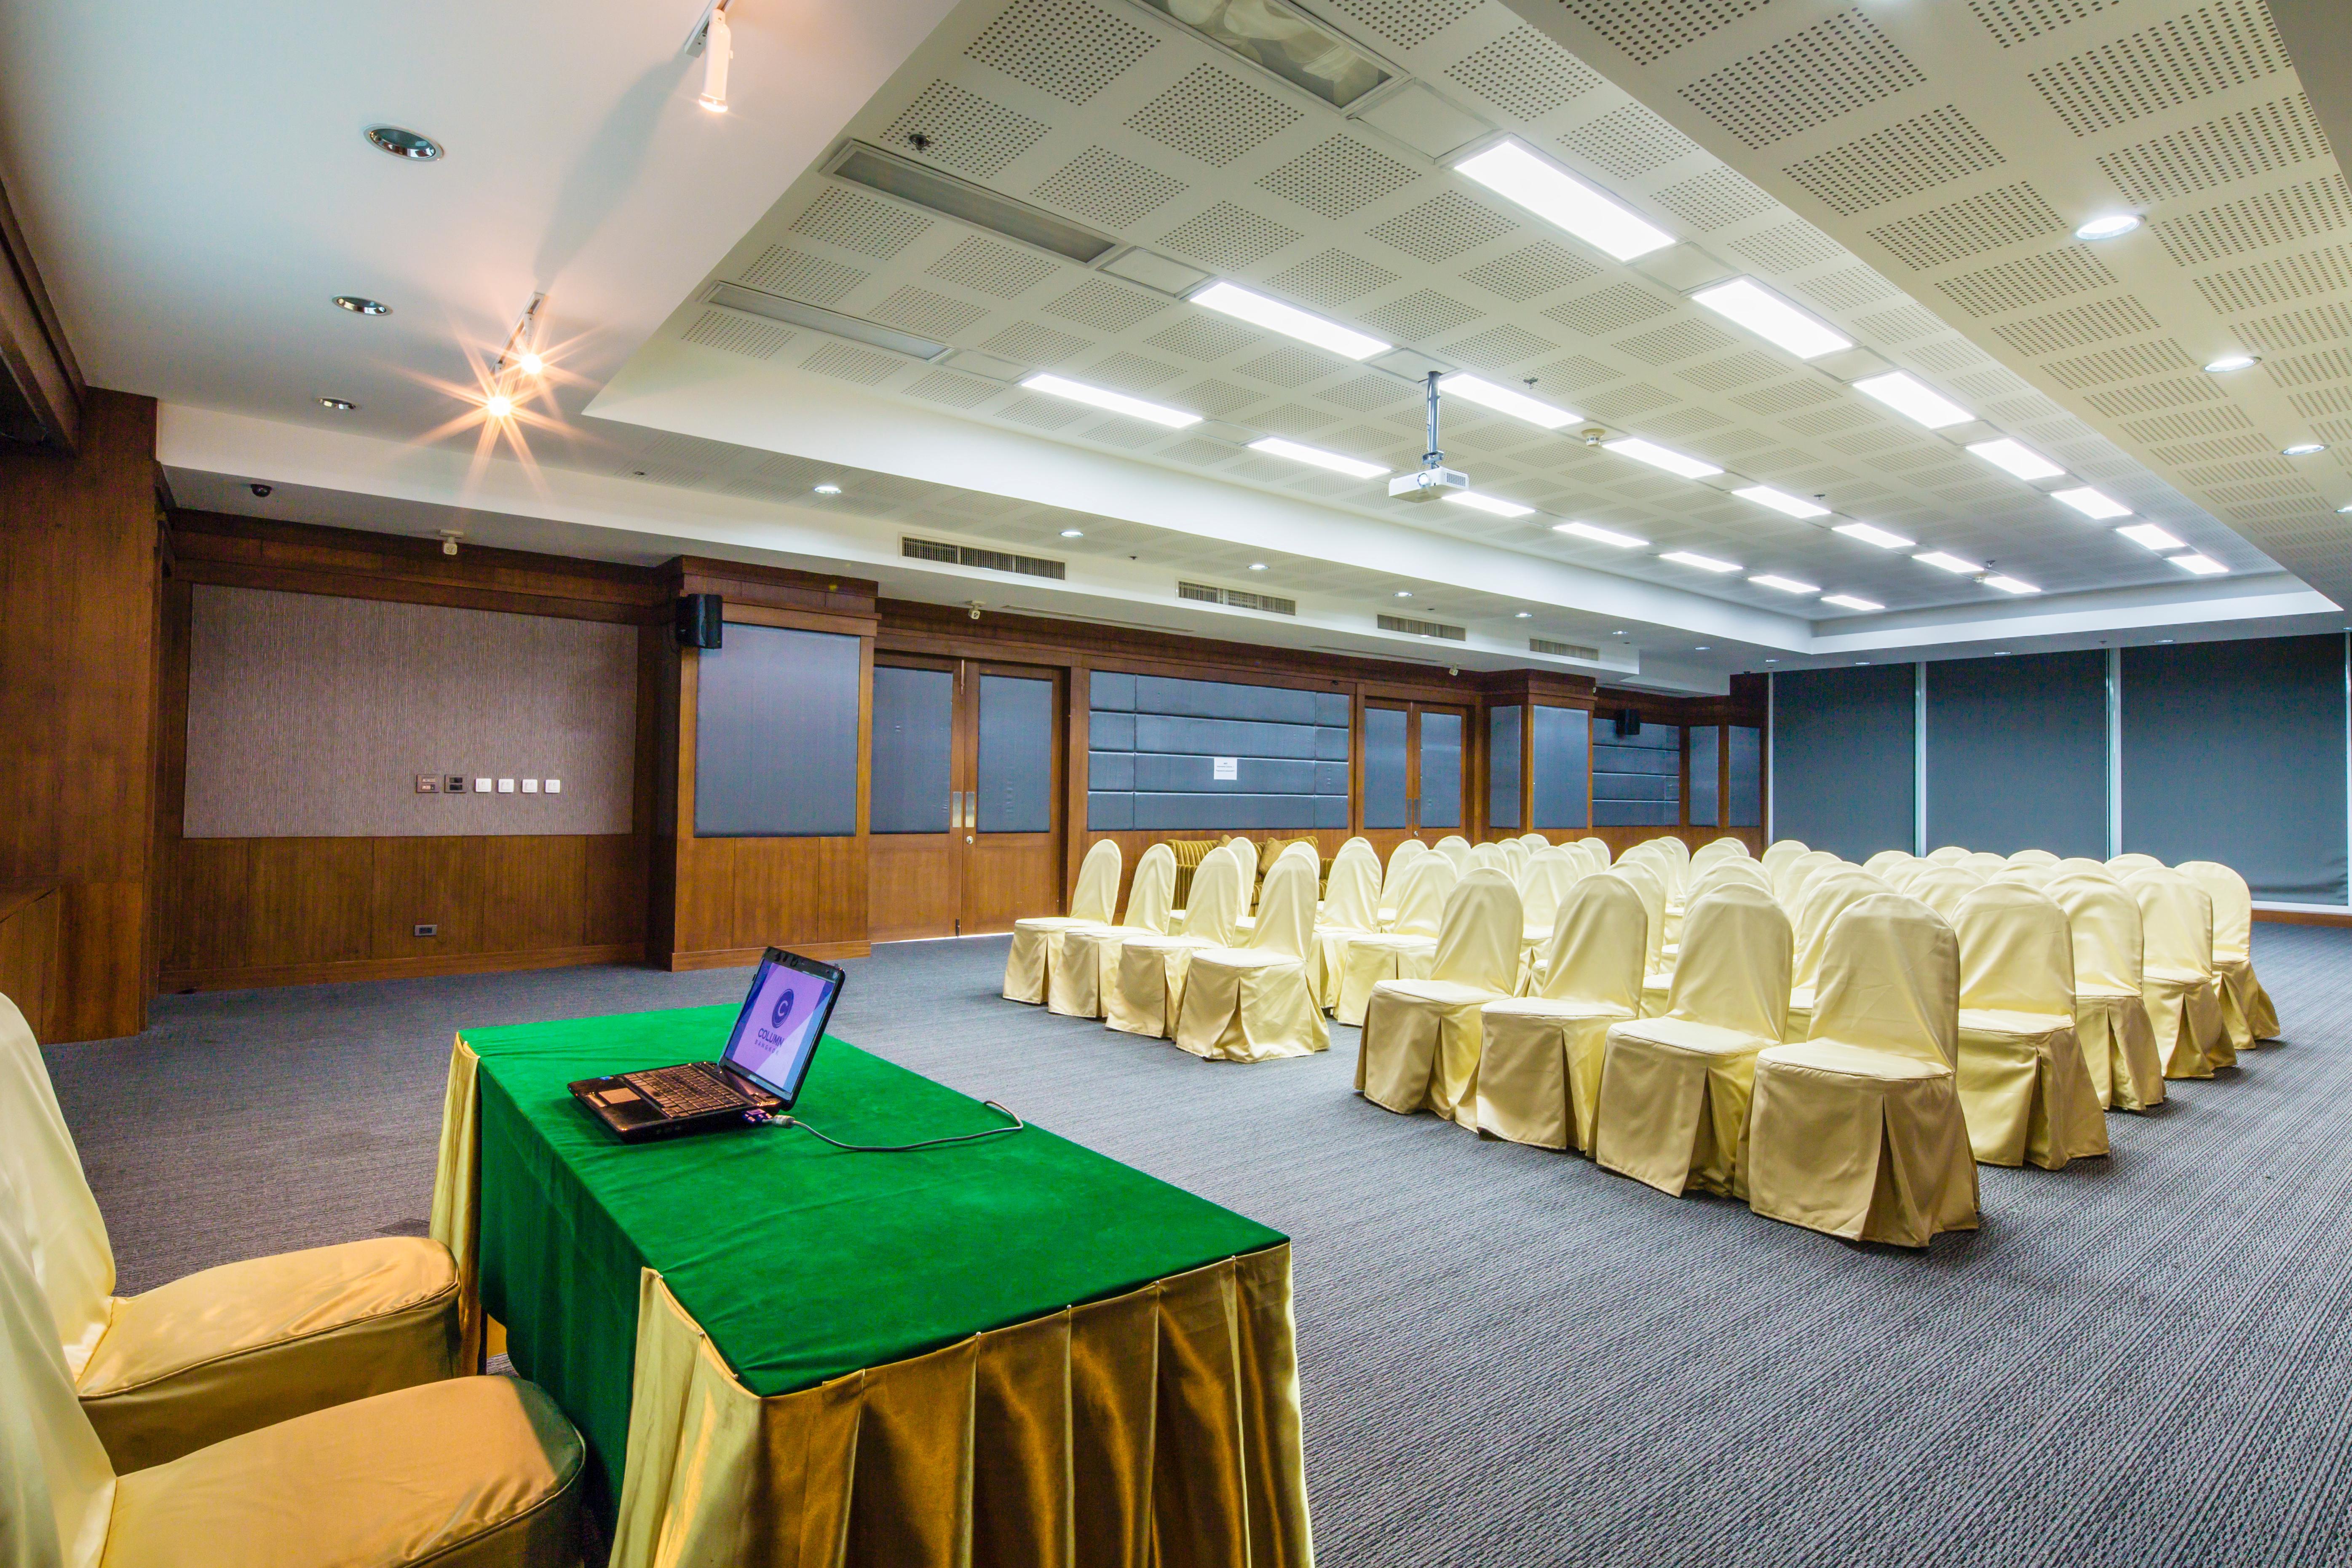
[0,885,62,1039]
[665,836,869,971]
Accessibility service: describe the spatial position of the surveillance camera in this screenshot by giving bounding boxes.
[249,483,273,498]
[967,601,984,621]
[1448,666,1460,677]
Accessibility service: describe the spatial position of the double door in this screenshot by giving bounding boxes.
[868,657,1067,940]
[1362,700,1469,836]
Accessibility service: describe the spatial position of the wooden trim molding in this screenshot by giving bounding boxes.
[162,941,645,993]
[0,173,83,450]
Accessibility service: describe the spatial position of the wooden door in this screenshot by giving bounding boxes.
[1362,699,1470,839]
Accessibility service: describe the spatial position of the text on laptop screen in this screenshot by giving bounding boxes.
[724,958,832,1096]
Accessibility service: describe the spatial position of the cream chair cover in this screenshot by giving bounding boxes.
[1434,835,1471,870]
[0,996,462,1474]
[1995,861,2058,889]
[1612,861,1672,1017]
[1516,847,1576,957]
[1519,832,1550,849]
[1760,838,1808,882]
[1747,895,1980,1248]
[1592,885,1791,1196]
[1775,849,1841,906]
[1054,844,1176,1019]
[1687,838,1747,884]
[1928,845,1971,864]
[1475,874,1648,1151]
[1782,871,1888,1041]
[1377,839,1428,925]
[2008,848,2060,868]
[2180,860,2278,1049]
[1357,870,1523,1123]
[2055,856,2113,881]
[1003,838,1122,1004]
[1499,840,1530,879]
[2109,852,2162,876]
[1862,849,1913,883]
[1174,855,1329,1062]
[1467,842,1508,874]
[1580,836,1612,866]
[1309,840,1383,1010]
[2045,874,2166,1112]
[2129,868,2230,1078]
[1951,884,2109,1169]
[1336,854,1458,1025]
[1106,847,1244,1038]
[1225,837,1261,932]
[1962,851,2007,879]
[1906,865,1985,923]
[1691,859,1771,899]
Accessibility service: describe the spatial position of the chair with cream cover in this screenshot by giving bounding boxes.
[2045,874,2166,1111]
[0,994,464,1473]
[1782,870,1888,1041]
[1927,845,1971,864]
[1747,895,1980,1248]
[1377,838,1428,925]
[1513,847,1577,987]
[1774,849,1841,906]
[1003,838,1121,1004]
[1226,837,1261,932]
[1580,835,1612,866]
[1467,842,1509,875]
[1357,869,1523,1122]
[1336,852,1459,1025]
[2055,856,2113,881]
[2008,848,2060,869]
[1174,853,1329,1062]
[1309,839,1383,1010]
[2109,852,2163,876]
[1503,839,1532,877]
[1907,865,1985,923]
[1592,884,1792,1196]
[1950,884,2109,1169]
[2128,868,2230,1078]
[1519,832,1550,849]
[2180,860,2278,1050]
[1862,849,1914,884]
[1760,838,1809,882]
[1434,835,1472,870]
[1687,838,1747,883]
[1994,861,2058,890]
[1106,846,1245,1038]
[1609,860,1671,1017]
[1476,873,1649,1151]
[1961,851,2007,879]
[1054,843,1177,1018]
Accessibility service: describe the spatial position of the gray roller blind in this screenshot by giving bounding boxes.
[870,665,952,834]
[1531,705,1588,830]
[1364,707,1407,830]
[1489,705,1523,831]
[695,624,862,838]
[1771,665,1914,860]
[1421,711,1464,829]
[979,674,1054,833]
[1925,650,2105,857]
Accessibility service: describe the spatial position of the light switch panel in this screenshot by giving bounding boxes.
[522,779,539,793]
[415,774,439,794]
[444,776,467,794]
[498,778,515,793]
[545,779,561,794]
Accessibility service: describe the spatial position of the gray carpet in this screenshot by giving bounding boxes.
[43,924,2352,1566]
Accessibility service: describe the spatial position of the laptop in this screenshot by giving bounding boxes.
[569,947,846,1144]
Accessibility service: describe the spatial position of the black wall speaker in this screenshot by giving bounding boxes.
[1613,707,1641,737]
[674,593,723,650]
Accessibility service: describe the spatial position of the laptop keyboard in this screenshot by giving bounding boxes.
[620,1063,744,1117]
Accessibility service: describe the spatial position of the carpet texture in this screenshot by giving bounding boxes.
[42,925,2352,1565]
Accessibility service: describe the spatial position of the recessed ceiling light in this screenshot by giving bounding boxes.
[2074,214,2141,240]
[1445,490,1535,518]
[1834,521,1914,550]
[1993,651,2012,657]
[516,351,545,376]
[2053,486,2131,519]
[364,126,443,161]
[1605,437,1721,479]
[2338,504,2352,515]
[1612,629,1626,635]
[2284,442,2326,456]
[1750,574,1820,594]
[813,483,842,495]
[1966,438,2065,481]
[1020,373,1199,428]
[1822,594,1882,611]
[1450,137,1675,261]
[1661,549,1740,573]
[484,394,514,418]
[1690,278,1851,359]
[1695,645,1710,650]
[1853,371,1972,429]
[1248,562,1267,571]
[1137,0,1391,107]
[1193,281,1388,361]
[1916,551,1980,574]
[1733,484,1829,519]
[1765,658,1778,663]
[2170,553,2229,575]
[332,295,390,316]
[316,396,356,412]
[1437,372,1579,429]
[2117,522,2183,552]
[1060,527,1082,536]
[1555,520,1647,548]
[1396,589,1413,597]
[1248,435,1388,479]
[2203,353,2258,373]
[1515,610,1531,618]
[1984,574,2041,595]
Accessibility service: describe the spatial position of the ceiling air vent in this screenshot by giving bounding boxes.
[902,537,1066,579]
[826,141,1115,264]
[1179,581,1296,615]
[1531,637,1601,660]
[1379,613,1466,641]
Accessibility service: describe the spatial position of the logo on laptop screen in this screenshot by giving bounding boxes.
[771,985,797,1030]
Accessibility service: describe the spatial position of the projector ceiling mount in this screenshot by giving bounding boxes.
[1388,371,1467,504]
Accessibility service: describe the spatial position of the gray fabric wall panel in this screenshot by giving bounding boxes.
[1364,707,1408,829]
[1314,725,1349,761]
[1531,705,1587,830]
[1135,714,1330,760]
[1772,665,1916,861]
[1089,752,1136,791]
[1132,755,1319,793]
[1130,794,1322,831]
[1313,692,1350,727]
[1689,725,1719,827]
[1925,651,2106,858]
[1091,671,1135,710]
[1088,792,1134,830]
[2123,635,2348,902]
[694,624,862,838]
[1729,725,1762,828]
[870,665,953,835]
[1131,674,1321,724]
[1421,711,1464,829]
[979,674,1054,833]
[1315,761,1348,794]
[1592,717,1681,827]
[1090,671,1353,831]
[1490,706,1522,831]
[1092,711,1137,752]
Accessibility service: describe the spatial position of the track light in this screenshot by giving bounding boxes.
[696,4,732,113]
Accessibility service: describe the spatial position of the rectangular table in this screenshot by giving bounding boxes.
[429,1004,1312,1568]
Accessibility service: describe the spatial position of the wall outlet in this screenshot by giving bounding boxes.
[498,778,516,794]
[413,923,438,937]
[522,778,538,793]
[475,778,492,795]
[545,778,561,794]
[415,775,439,794]
[444,775,466,794]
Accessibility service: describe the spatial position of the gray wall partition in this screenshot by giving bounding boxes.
[1489,706,1522,831]
[1924,651,2106,858]
[870,665,952,834]
[1420,711,1464,830]
[1728,725,1762,828]
[1591,714,1680,827]
[1363,706,1408,830]
[1087,672,1349,832]
[978,674,1054,833]
[1688,725,1719,827]
[1772,664,1916,860]
[1531,704,1588,830]
[694,624,862,837]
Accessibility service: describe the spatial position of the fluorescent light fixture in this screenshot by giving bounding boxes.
[697,7,731,111]
[2074,213,2141,240]
[1916,551,1980,574]
[2117,522,2183,552]
[1984,574,2041,594]
[1193,281,1388,360]
[1605,437,1721,478]
[1691,278,1851,359]
[1853,372,1973,429]
[1248,436,1388,479]
[1060,527,1083,537]
[1749,574,1820,594]
[1445,490,1535,519]
[2284,442,2326,456]
[1733,484,1829,519]
[1822,594,1883,611]
[1450,138,1675,261]
[1437,372,1578,429]
[1555,520,1647,548]
[1019,373,1199,428]
[1131,0,1390,108]
[1248,562,1267,570]
[2053,486,2130,519]
[2170,553,2228,575]
[1660,550,1740,573]
[1835,521,1914,550]
[1967,438,2065,481]
[813,483,842,495]
[2204,353,2258,373]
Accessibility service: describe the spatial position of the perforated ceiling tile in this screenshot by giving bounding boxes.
[2287,385,2352,418]
[1729,380,1841,415]
[1256,137,1421,222]
[1644,406,1733,436]
[2231,300,2352,351]
[1795,265,1899,312]
[2149,431,2273,463]
[1180,378,1264,417]
[1726,219,1846,275]
[1444,24,1606,120]
[1126,66,1302,167]
[1583,382,1680,419]
[1648,168,1774,233]
[1678,10,1926,150]
[2097,94,2325,204]
[737,246,867,305]
[1263,249,1399,310]
[2120,404,2253,443]
[1544,281,1675,337]
[1443,324,1565,370]
[924,236,1059,300]
[801,342,907,385]
[1779,402,1876,435]
[964,0,1157,104]
[1781,106,2005,217]
[1081,415,1169,449]
[2041,338,2194,389]
[1938,245,2116,316]
[1323,0,1478,51]
[1848,304,1941,343]
[870,285,990,340]
[1320,371,1418,411]
[1358,288,1485,339]
[1614,319,1739,364]
[1157,202,1304,272]
[1986,295,2161,355]
[1041,277,1169,332]
[882,82,1052,179]
[2080,376,2224,417]
[1234,345,1350,386]
[1455,241,1603,303]
[1143,316,1264,361]
[2263,346,2352,388]
[998,393,1089,429]
[1365,191,1521,265]
[1252,402,1343,436]
[904,368,1005,408]
[681,310,795,359]
[1079,350,1185,392]
[1159,435,1241,466]
[978,320,1095,365]
[1029,146,1188,228]
[1560,104,1702,182]
[1865,182,2066,272]
[2191,243,2352,316]
[1968,0,2123,49]
[1530,353,1623,389]
[789,186,933,261]
[1675,349,1786,391]
[2181,454,2296,483]
[2027,0,2288,139]
[2151,175,2351,269]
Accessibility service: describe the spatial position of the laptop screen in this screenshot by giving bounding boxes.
[720,950,840,1104]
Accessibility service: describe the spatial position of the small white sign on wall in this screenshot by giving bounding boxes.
[1212,756,1239,781]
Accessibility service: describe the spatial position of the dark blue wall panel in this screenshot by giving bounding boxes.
[1925,651,2105,858]
[695,624,861,838]
[1364,706,1407,830]
[1489,706,1522,830]
[1689,725,1719,827]
[1593,716,1680,827]
[870,665,952,835]
[1089,671,1351,831]
[1421,711,1464,829]
[979,674,1054,833]
[1729,725,1762,828]
[1531,704,1587,830]
[1772,665,1914,859]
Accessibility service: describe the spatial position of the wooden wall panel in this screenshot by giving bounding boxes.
[0,886,62,1041]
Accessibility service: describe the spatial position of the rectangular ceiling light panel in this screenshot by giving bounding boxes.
[1020,373,1200,427]
[1438,372,1578,429]
[1193,281,1389,359]
[1249,436,1388,478]
[1132,0,1392,108]
[1966,438,2065,481]
[1661,549,1740,573]
[1691,278,1851,359]
[1822,594,1882,610]
[1733,484,1828,518]
[1984,574,2040,594]
[1556,520,1647,547]
[1854,371,1972,429]
[2170,553,2228,575]
[1445,490,1535,518]
[1750,574,1820,594]
[2117,522,2183,551]
[2054,486,2130,519]
[1452,139,1675,261]
[1915,551,1980,573]
[827,142,1113,263]
[1834,521,1913,549]
[1606,437,1721,478]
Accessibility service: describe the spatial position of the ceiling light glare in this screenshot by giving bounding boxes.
[516,351,545,375]
[1515,610,1531,618]
[1749,574,1820,594]
[698,6,732,112]
[1733,484,1829,519]
[1915,551,1980,574]
[2284,442,2326,456]
[811,483,841,495]
[1248,436,1388,479]
[1437,372,1578,429]
[1193,281,1389,360]
[2053,486,2130,519]
[1445,490,1535,519]
[1556,520,1647,548]
[1983,574,2041,595]
[1020,372,1199,428]
[1248,562,1267,570]
[1822,594,1883,611]
[1450,138,1675,261]
[484,394,514,418]
[1605,437,1721,479]
[2170,553,2228,575]
[316,396,356,412]
[1966,438,2065,481]
[2203,353,2258,373]
[2117,522,2183,552]
[1691,278,1852,359]
[2074,213,2141,240]
[1395,589,1413,597]
[1834,520,1913,550]
[1059,527,1083,537]
[1853,371,1973,429]
[1660,550,1740,574]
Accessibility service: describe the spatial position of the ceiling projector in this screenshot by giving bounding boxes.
[1388,466,1469,502]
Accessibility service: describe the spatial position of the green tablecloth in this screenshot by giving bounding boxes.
[460,1006,1287,1511]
